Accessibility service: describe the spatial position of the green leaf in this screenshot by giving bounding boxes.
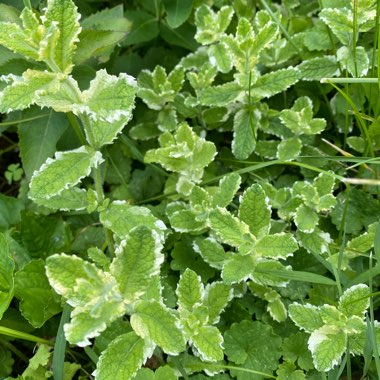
[135,366,178,380]
[319,8,353,45]
[22,344,52,379]
[0,233,14,319]
[43,0,81,73]
[239,183,271,238]
[208,42,233,73]
[255,233,298,259]
[250,67,299,99]
[277,137,302,161]
[295,204,318,233]
[222,254,255,284]
[18,109,69,179]
[163,0,193,29]
[96,332,153,380]
[14,259,61,328]
[232,108,260,160]
[110,226,164,304]
[29,146,103,201]
[297,56,339,81]
[224,320,282,380]
[199,82,242,107]
[46,254,125,346]
[346,222,378,254]
[212,173,241,208]
[193,237,230,270]
[124,11,159,45]
[337,46,369,77]
[100,202,167,240]
[192,325,224,362]
[208,207,255,250]
[0,70,59,113]
[177,268,204,314]
[288,303,324,333]
[0,194,24,231]
[203,282,232,324]
[308,326,346,372]
[282,332,314,371]
[131,300,186,355]
[338,284,369,317]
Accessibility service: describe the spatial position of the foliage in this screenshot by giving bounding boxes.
[0,0,380,379]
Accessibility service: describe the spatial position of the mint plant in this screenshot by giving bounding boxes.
[1,0,380,378]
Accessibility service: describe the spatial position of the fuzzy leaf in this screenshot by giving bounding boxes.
[192,237,229,270]
[295,204,319,233]
[239,183,271,238]
[208,42,233,73]
[277,137,302,161]
[232,108,260,160]
[46,254,125,346]
[308,326,346,372]
[338,284,369,317]
[14,259,61,328]
[192,325,224,362]
[251,67,299,99]
[199,82,243,106]
[337,46,369,77]
[111,226,164,304]
[203,282,232,324]
[131,300,186,355]
[0,233,14,319]
[29,146,103,201]
[177,268,204,314]
[222,254,255,284]
[43,0,81,72]
[100,202,167,240]
[255,233,298,259]
[212,173,241,208]
[96,332,153,380]
[0,70,59,113]
[298,56,339,81]
[319,8,353,45]
[288,303,324,333]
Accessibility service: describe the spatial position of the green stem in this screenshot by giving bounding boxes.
[0,326,53,345]
[321,78,379,84]
[66,112,87,146]
[0,338,29,363]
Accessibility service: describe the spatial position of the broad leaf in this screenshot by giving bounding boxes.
[110,226,164,304]
[14,259,61,328]
[43,0,81,73]
[95,332,154,380]
[255,233,298,259]
[177,268,204,314]
[212,173,241,208]
[131,300,186,355]
[203,282,232,324]
[193,237,229,270]
[191,325,224,362]
[222,254,255,284]
[0,233,14,319]
[164,0,193,29]
[199,82,243,106]
[29,146,103,201]
[288,303,324,333]
[338,284,369,317]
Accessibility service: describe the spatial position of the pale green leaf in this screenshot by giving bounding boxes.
[192,237,230,270]
[337,45,369,77]
[167,203,206,233]
[43,0,81,73]
[252,260,292,287]
[319,8,353,45]
[222,254,255,284]
[18,109,69,179]
[203,282,232,324]
[29,146,103,201]
[295,204,318,233]
[95,332,154,380]
[0,233,14,319]
[288,303,324,333]
[14,259,61,328]
[135,366,178,380]
[308,326,346,371]
[238,183,271,238]
[347,136,365,153]
[22,344,52,379]
[255,233,298,259]
[267,295,287,322]
[0,70,59,113]
[297,56,339,81]
[346,222,378,254]
[232,108,260,160]
[208,207,255,250]
[212,173,241,208]
[251,67,299,99]
[191,325,224,362]
[277,137,302,161]
[297,228,331,255]
[100,202,167,240]
[131,300,186,355]
[46,253,125,346]
[208,42,233,73]
[199,82,243,106]
[32,187,88,211]
[177,268,204,314]
[110,226,164,304]
[338,284,369,317]
[164,0,193,29]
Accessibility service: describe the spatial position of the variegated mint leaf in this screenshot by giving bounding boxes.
[222,254,256,284]
[100,201,167,241]
[110,226,164,304]
[202,282,232,324]
[43,0,81,73]
[255,233,298,259]
[191,325,224,362]
[338,284,370,317]
[95,332,155,380]
[131,300,186,355]
[193,237,230,270]
[211,173,241,208]
[0,233,15,319]
[0,70,60,113]
[46,253,125,346]
[288,303,324,333]
[29,146,103,201]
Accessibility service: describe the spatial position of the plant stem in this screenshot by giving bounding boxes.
[0,326,53,345]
